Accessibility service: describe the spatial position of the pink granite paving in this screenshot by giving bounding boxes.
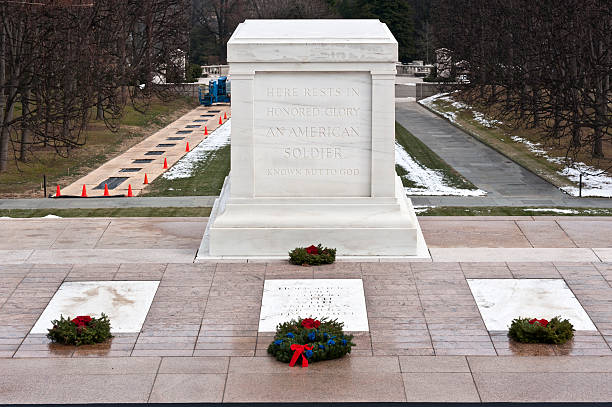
[0,216,612,402]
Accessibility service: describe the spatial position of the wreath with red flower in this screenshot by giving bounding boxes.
[288,244,336,266]
[508,316,574,344]
[47,313,113,346]
[267,317,354,367]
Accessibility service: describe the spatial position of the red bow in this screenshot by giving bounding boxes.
[289,344,313,367]
[72,316,92,327]
[529,318,549,327]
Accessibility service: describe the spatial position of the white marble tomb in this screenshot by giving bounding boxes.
[467,279,596,331]
[31,281,159,334]
[258,279,369,332]
[198,19,427,259]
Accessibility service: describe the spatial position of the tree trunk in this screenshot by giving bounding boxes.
[19,87,31,162]
[96,94,104,120]
[0,22,7,172]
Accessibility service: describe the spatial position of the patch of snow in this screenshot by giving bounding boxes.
[510,136,612,198]
[510,136,548,156]
[41,214,62,218]
[395,141,487,196]
[162,119,231,180]
[523,208,579,215]
[413,205,435,214]
[559,163,612,198]
[473,111,502,128]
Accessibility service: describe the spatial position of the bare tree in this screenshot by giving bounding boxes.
[432,0,611,170]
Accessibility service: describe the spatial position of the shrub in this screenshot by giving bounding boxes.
[508,316,574,344]
[267,317,355,366]
[289,244,336,265]
[47,314,113,346]
[185,63,203,83]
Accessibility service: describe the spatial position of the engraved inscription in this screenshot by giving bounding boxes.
[254,72,372,197]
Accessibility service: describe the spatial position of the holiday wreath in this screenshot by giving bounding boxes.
[267,317,355,366]
[47,314,112,346]
[289,244,336,266]
[508,316,574,344]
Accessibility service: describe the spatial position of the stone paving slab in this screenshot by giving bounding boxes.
[430,248,602,262]
[2,261,611,360]
[1,355,612,402]
[0,217,611,264]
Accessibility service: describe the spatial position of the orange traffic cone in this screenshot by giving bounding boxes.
[224,112,227,120]
[163,157,168,169]
[144,173,149,184]
[127,184,133,197]
[81,185,88,197]
[103,184,109,196]
[56,185,61,197]
[186,142,190,152]
[204,126,208,135]
[218,116,222,125]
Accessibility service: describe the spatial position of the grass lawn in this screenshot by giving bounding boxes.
[0,97,197,198]
[0,205,608,218]
[417,206,612,216]
[395,121,477,190]
[0,207,211,218]
[143,143,230,197]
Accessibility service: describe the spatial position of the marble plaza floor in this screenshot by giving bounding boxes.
[1,216,612,402]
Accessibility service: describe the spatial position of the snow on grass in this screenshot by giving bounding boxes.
[510,135,548,156]
[558,163,612,198]
[420,92,501,128]
[522,208,579,215]
[510,136,612,197]
[419,93,459,123]
[473,111,502,128]
[421,92,612,198]
[395,141,487,196]
[413,205,436,214]
[163,119,231,180]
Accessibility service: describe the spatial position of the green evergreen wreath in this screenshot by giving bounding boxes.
[289,244,336,266]
[508,316,574,344]
[47,314,113,346]
[267,317,355,366]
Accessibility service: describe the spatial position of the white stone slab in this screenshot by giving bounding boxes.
[31,281,159,334]
[467,279,596,331]
[258,279,369,332]
[232,19,392,40]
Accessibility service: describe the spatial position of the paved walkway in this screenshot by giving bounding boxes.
[1,355,612,403]
[1,194,610,210]
[61,105,230,197]
[0,196,217,209]
[0,216,612,402]
[396,102,583,203]
[1,216,611,263]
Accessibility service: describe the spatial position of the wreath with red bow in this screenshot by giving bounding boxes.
[47,313,112,346]
[267,317,355,367]
[508,316,574,344]
[288,244,336,266]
